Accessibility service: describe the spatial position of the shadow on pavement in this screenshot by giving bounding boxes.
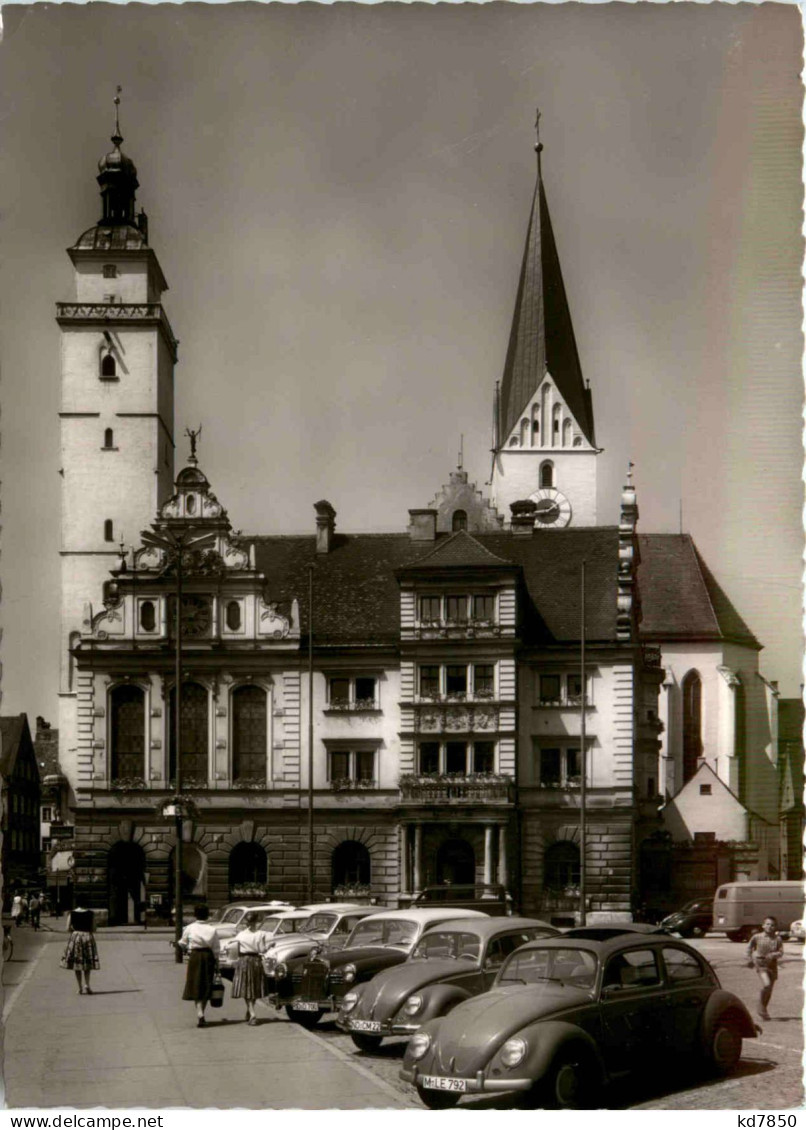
[83,989,142,995]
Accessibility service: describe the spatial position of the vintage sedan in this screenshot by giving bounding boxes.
[401,931,758,1109]
[275,907,489,1029]
[217,908,314,980]
[261,904,377,980]
[338,917,557,1051]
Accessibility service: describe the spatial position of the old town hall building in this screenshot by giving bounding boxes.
[56,111,780,925]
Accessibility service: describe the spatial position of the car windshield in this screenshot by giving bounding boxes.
[412,931,481,961]
[221,908,246,924]
[346,918,418,950]
[499,947,598,990]
[300,913,338,936]
[257,916,286,934]
[680,900,706,913]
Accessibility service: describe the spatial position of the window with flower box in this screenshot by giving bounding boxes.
[326,676,378,711]
[536,671,589,707]
[417,663,496,701]
[535,742,582,788]
[327,747,377,788]
[417,740,497,776]
[417,593,497,626]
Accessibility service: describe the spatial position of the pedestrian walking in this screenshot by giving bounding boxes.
[177,904,222,1027]
[19,895,28,924]
[10,895,22,928]
[63,907,99,995]
[29,894,41,931]
[746,915,784,1020]
[230,911,273,1025]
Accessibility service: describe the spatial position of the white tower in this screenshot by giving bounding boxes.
[57,93,177,787]
[491,118,599,527]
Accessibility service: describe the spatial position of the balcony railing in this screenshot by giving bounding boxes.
[399,774,513,804]
[413,618,502,639]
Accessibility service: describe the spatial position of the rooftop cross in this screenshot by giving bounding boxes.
[112,85,123,146]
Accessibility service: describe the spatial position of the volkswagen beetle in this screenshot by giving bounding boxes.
[400,931,758,1109]
[338,917,557,1051]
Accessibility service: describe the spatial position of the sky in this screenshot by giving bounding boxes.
[0,1,803,728]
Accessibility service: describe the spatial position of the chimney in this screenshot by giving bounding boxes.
[510,499,537,536]
[314,500,336,554]
[408,509,437,541]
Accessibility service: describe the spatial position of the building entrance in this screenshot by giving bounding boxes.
[108,841,146,925]
[435,838,475,886]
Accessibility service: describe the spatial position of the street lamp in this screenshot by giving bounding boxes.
[141,524,216,961]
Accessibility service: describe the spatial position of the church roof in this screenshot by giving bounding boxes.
[251,526,622,645]
[637,533,760,648]
[72,223,148,251]
[499,167,594,446]
[0,715,35,779]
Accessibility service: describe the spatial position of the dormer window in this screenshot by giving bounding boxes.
[452,510,467,533]
[445,595,468,624]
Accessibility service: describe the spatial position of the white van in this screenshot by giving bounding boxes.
[712,880,806,942]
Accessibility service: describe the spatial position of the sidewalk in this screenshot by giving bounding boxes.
[3,932,412,1109]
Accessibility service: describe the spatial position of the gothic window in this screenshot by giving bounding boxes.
[104,428,114,449]
[169,683,209,785]
[682,671,703,784]
[552,404,561,438]
[101,353,117,378]
[232,685,267,782]
[110,685,145,781]
[452,510,468,532]
[226,601,242,631]
[540,461,554,489]
[139,601,156,632]
[532,403,540,437]
[544,841,580,892]
[562,419,572,446]
[104,519,114,542]
[520,418,530,445]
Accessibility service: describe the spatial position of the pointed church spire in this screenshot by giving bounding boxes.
[497,116,595,449]
[96,85,140,227]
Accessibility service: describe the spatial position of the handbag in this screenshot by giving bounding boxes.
[209,970,225,1008]
[59,949,70,969]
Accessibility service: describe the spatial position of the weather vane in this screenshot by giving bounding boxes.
[113,85,123,142]
[186,424,202,462]
[534,107,543,153]
[627,460,635,483]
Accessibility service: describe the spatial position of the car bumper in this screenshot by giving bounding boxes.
[400,1067,533,1094]
[338,1017,421,1037]
[274,995,340,1012]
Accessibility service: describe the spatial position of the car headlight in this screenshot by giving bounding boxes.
[275,962,288,979]
[500,1037,528,1068]
[341,991,359,1013]
[409,1032,431,1061]
[343,963,357,983]
[264,956,277,971]
[403,994,424,1017]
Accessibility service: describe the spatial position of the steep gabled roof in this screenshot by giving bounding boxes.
[402,530,514,570]
[637,534,760,649]
[499,172,594,446]
[0,715,34,779]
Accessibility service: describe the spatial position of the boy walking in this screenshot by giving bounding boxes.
[746,916,783,1020]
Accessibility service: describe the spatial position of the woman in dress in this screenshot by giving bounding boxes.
[10,895,22,928]
[177,905,221,1027]
[230,911,272,1025]
[64,907,99,994]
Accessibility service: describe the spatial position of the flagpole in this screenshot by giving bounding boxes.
[579,561,587,927]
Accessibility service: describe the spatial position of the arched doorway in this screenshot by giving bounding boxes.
[332,841,370,895]
[229,842,268,898]
[108,841,146,926]
[436,838,475,886]
[168,843,208,901]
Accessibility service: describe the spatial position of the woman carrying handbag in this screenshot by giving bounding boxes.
[176,904,223,1027]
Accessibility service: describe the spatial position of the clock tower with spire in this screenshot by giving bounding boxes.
[57,91,177,789]
[491,115,599,527]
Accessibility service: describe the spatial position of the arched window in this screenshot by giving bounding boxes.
[573,436,583,448]
[186,493,196,515]
[451,510,467,533]
[332,841,370,892]
[226,601,242,631]
[232,685,267,783]
[139,601,156,632]
[508,436,519,447]
[104,519,114,542]
[104,428,114,449]
[562,419,572,446]
[540,462,554,489]
[682,671,703,784]
[101,353,116,378]
[552,404,561,441]
[520,418,529,446]
[229,842,268,896]
[532,403,541,439]
[169,683,209,785]
[544,841,580,892]
[110,685,145,782]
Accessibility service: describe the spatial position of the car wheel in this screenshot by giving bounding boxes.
[416,1085,460,1110]
[350,1032,384,1053]
[709,1019,743,1075]
[286,1006,324,1029]
[542,1048,599,1109]
[691,926,704,938]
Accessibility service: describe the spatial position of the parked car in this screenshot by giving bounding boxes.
[261,904,377,982]
[414,884,513,917]
[787,919,805,943]
[210,901,294,942]
[273,907,489,1029]
[338,917,557,1051]
[713,880,806,942]
[218,908,314,980]
[659,899,713,938]
[400,930,758,1109]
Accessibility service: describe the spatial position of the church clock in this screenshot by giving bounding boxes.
[529,488,572,528]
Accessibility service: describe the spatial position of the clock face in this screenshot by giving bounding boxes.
[169,595,212,638]
[529,488,572,528]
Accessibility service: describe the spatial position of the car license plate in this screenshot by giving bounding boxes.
[420,1076,468,1093]
[293,1000,321,1011]
[351,1019,381,1033]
